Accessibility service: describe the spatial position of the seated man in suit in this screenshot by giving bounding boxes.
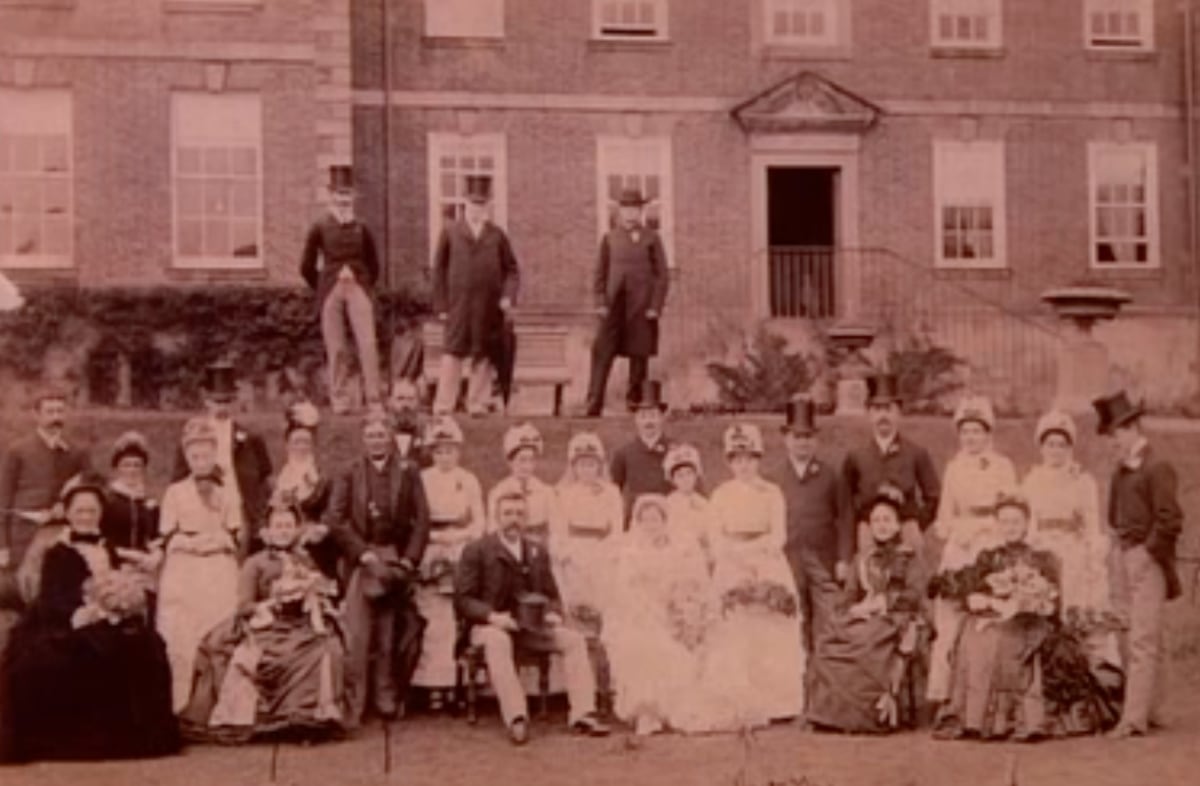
[455,491,610,745]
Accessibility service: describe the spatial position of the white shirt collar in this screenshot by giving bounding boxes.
[369,454,390,472]
[874,432,898,455]
[1124,437,1150,469]
[499,532,523,561]
[38,428,67,451]
[790,455,817,478]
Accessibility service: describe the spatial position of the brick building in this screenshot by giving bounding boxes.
[0,0,350,287]
[352,0,1200,412]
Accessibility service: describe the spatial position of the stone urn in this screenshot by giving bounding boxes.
[1040,286,1131,414]
[826,323,876,416]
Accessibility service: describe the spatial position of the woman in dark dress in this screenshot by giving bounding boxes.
[102,431,160,551]
[0,477,179,763]
[273,402,338,580]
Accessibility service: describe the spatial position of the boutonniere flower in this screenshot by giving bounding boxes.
[808,462,821,478]
[145,499,159,510]
[235,429,247,444]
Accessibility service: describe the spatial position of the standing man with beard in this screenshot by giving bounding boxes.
[841,374,940,557]
[0,386,92,609]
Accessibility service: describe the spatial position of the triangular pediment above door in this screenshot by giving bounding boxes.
[731,71,881,134]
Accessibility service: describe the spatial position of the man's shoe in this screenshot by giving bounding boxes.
[375,696,399,720]
[571,713,611,737]
[508,716,530,746]
[1107,723,1145,740]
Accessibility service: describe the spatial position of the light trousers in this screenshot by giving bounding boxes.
[1112,544,1167,730]
[471,624,597,727]
[433,354,492,415]
[321,279,381,411]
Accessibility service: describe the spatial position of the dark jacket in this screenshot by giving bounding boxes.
[299,215,380,309]
[171,422,272,560]
[1108,447,1184,600]
[841,434,940,529]
[610,435,673,525]
[323,454,430,568]
[774,457,854,573]
[0,433,91,559]
[100,486,160,552]
[454,533,562,628]
[432,220,520,358]
[592,225,670,358]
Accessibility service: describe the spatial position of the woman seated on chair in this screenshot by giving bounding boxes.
[181,502,346,743]
[806,485,927,734]
[0,476,179,763]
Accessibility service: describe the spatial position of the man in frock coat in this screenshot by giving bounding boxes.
[325,412,431,725]
[431,174,520,417]
[584,187,670,416]
[774,397,854,656]
[455,491,610,745]
[1095,391,1183,738]
[0,385,92,610]
[171,362,272,561]
[300,165,383,414]
[609,380,673,525]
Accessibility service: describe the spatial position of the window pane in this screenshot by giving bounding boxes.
[13,178,39,213]
[43,216,70,255]
[230,180,257,218]
[0,135,9,172]
[41,137,68,173]
[13,215,39,254]
[977,207,992,230]
[230,147,257,176]
[943,235,959,259]
[204,218,229,256]
[178,179,204,216]
[178,147,203,175]
[43,179,69,215]
[12,137,39,173]
[0,177,11,213]
[178,219,203,256]
[204,179,230,216]
[441,172,457,197]
[203,147,229,176]
[230,220,258,257]
[479,155,494,171]
[977,234,994,259]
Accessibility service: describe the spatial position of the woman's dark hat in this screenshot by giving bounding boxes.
[631,380,668,412]
[866,374,902,406]
[464,174,493,204]
[782,396,817,436]
[1093,390,1144,435]
[203,361,238,403]
[328,165,355,193]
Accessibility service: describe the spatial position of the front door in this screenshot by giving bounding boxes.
[767,166,837,319]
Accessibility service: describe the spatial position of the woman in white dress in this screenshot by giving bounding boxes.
[486,423,561,546]
[706,423,805,723]
[927,394,1017,706]
[664,443,714,561]
[552,432,623,634]
[605,494,718,735]
[412,416,485,709]
[156,418,241,713]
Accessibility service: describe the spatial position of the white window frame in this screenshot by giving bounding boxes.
[423,0,505,39]
[930,0,1002,50]
[592,0,669,41]
[170,92,264,270]
[1084,0,1154,51]
[1088,141,1159,269]
[932,140,1007,270]
[764,0,846,48]
[426,132,508,260]
[0,89,74,269]
[595,135,675,266]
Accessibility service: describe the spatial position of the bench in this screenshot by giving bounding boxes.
[421,319,572,416]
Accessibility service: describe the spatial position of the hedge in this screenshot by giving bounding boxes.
[0,285,430,409]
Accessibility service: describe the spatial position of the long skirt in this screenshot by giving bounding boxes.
[182,610,345,741]
[0,618,180,762]
[157,550,239,712]
[807,613,918,733]
[411,587,457,689]
[945,615,1046,738]
[705,607,805,724]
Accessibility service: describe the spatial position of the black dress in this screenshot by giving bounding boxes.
[0,541,180,763]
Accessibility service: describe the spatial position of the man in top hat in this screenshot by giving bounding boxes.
[432,174,521,417]
[300,164,383,415]
[841,373,940,549]
[455,490,610,745]
[773,396,853,657]
[1094,390,1183,738]
[172,362,272,560]
[325,410,431,725]
[584,187,670,416]
[0,385,92,609]
[609,380,673,525]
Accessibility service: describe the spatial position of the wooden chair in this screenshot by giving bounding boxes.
[455,638,552,724]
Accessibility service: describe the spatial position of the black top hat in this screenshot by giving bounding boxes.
[464,174,493,204]
[514,592,558,653]
[617,187,648,207]
[203,361,238,402]
[1092,390,1144,435]
[328,165,354,193]
[866,373,902,406]
[631,380,668,412]
[782,396,817,435]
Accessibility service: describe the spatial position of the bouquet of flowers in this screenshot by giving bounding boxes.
[75,567,153,627]
[721,580,798,618]
[666,580,717,650]
[979,560,1058,619]
[262,555,339,633]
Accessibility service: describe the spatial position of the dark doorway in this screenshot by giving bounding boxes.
[767,167,837,318]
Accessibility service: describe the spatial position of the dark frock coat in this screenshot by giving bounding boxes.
[592,225,669,358]
[432,220,520,359]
